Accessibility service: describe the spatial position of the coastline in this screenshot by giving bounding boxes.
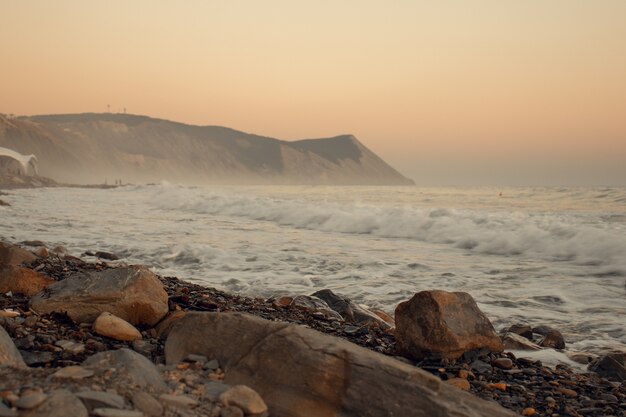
[1,239,624,416]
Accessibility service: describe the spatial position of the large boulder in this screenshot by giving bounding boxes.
[0,266,54,297]
[311,289,390,328]
[0,242,37,268]
[165,312,516,417]
[30,266,168,326]
[0,324,26,368]
[395,290,503,360]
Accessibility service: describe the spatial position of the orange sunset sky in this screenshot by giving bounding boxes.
[1,1,625,185]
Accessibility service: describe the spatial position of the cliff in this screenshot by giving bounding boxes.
[0,113,414,185]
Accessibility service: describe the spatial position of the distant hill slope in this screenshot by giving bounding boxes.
[0,113,414,185]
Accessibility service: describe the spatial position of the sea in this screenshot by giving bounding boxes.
[1,184,625,358]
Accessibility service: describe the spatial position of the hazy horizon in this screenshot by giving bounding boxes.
[2,1,625,186]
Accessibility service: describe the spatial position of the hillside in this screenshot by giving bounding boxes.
[0,113,414,185]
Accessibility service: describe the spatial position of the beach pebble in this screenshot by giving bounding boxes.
[492,358,513,370]
[445,378,470,391]
[15,393,47,409]
[93,312,142,342]
[219,385,267,415]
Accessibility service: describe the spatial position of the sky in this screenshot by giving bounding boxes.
[1,1,625,185]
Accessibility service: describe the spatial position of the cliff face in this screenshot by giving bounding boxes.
[0,113,414,185]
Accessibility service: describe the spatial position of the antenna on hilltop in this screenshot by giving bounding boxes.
[107,104,110,113]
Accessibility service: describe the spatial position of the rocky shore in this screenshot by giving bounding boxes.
[1,240,625,417]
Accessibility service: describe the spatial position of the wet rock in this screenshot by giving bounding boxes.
[132,392,163,417]
[0,199,9,207]
[94,251,120,261]
[501,332,541,351]
[33,247,49,258]
[311,289,390,328]
[538,329,565,350]
[83,348,166,390]
[0,242,37,268]
[20,390,88,417]
[31,265,168,326]
[588,353,626,382]
[501,324,533,340]
[0,325,25,368]
[289,295,343,320]
[75,390,126,411]
[19,241,46,248]
[165,312,516,417]
[0,266,54,296]
[0,402,17,417]
[93,312,142,341]
[395,290,503,360]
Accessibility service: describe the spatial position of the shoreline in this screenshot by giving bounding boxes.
[1,239,624,416]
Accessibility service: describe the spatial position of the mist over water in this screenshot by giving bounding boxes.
[1,185,625,354]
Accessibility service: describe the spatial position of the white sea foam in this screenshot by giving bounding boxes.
[151,185,626,275]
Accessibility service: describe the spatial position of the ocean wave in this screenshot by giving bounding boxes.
[150,186,626,274]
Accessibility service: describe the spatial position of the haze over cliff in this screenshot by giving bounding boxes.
[0,113,413,185]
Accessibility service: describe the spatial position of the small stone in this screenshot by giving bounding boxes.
[204,359,220,371]
[132,392,163,417]
[492,358,513,370]
[457,369,469,379]
[55,340,86,355]
[92,409,145,417]
[52,365,94,380]
[34,247,49,258]
[0,310,20,318]
[470,360,493,373]
[485,382,507,391]
[158,394,198,408]
[220,406,244,417]
[599,393,618,403]
[219,385,267,415]
[539,330,565,350]
[184,354,208,363]
[557,388,577,397]
[21,390,88,417]
[93,312,142,342]
[15,393,47,409]
[75,391,125,411]
[521,407,535,416]
[445,378,470,391]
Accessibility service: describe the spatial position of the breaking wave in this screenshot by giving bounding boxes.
[150,186,626,275]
